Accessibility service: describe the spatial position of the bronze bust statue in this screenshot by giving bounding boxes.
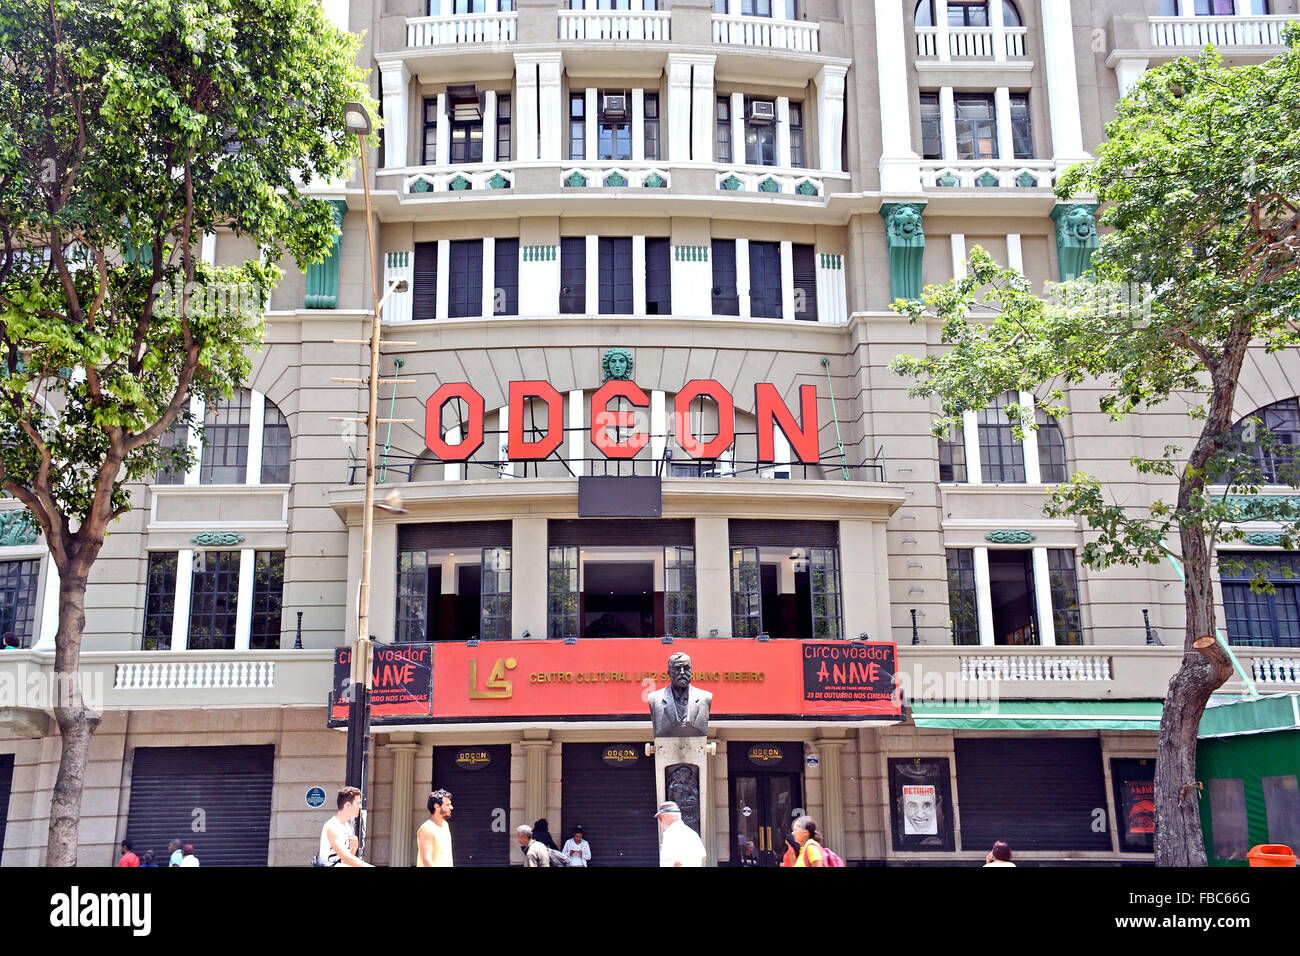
[648,652,712,737]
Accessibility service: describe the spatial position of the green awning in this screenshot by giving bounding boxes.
[911,700,1163,731]
[1198,693,1300,739]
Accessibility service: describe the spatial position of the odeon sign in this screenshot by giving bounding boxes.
[424,379,821,463]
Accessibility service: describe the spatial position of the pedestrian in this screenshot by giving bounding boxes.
[168,838,183,867]
[532,818,559,851]
[140,849,159,867]
[1,631,19,650]
[561,825,591,867]
[791,815,824,867]
[983,840,1016,867]
[117,840,139,867]
[318,785,372,867]
[517,825,550,867]
[655,801,706,868]
[416,788,454,867]
[781,831,799,867]
[178,844,200,867]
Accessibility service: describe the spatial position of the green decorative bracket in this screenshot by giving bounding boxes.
[486,173,510,189]
[674,246,708,262]
[758,177,781,193]
[796,180,818,196]
[880,202,926,303]
[1016,171,1037,188]
[304,199,347,309]
[976,171,998,188]
[1050,202,1099,281]
[410,178,433,193]
[603,171,627,187]
[720,175,742,191]
[0,510,39,547]
[1244,532,1291,547]
[191,532,246,547]
[1223,496,1300,521]
[448,174,472,191]
[565,171,588,187]
[522,245,557,262]
[985,530,1036,544]
[644,172,667,188]
[938,171,958,187]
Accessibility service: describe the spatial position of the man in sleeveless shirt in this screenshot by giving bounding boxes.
[416,789,454,867]
[320,786,372,867]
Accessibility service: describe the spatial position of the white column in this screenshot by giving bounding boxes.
[973,545,994,646]
[991,0,1007,63]
[483,90,498,164]
[730,92,744,166]
[172,549,194,650]
[936,0,951,61]
[1032,547,1057,646]
[246,389,265,485]
[1006,233,1024,272]
[568,390,585,471]
[735,238,751,319]
[650,390,667,463]
[950,233,966,280]
[632,87,646,162]
[666,57,693,164]
[1115,59,1149,97]
[384,251,413,324]
[776,96,791,169]
[815,66,847,173]
[436,239,449,321]
[537,55,564,161]
[939,87,958,161]
[1020,390,1041,484]
[671,242,712,317]
[482,237,497,318]
[515,56,539,162]
[200,232,216,266]
[962,409,981,485]
[691,58,717,163]
[435,93,450,166]
[35,555,59,651]
[779,240,794,321]
[633,235,647,315]
[520,243,559,317]
[444,425,463,481]
[1039,0,1089,170]
[585,235,599,315]
[380,62,410,170]
[234,548,255,650]
[184,394,205,485]
[584,88,598,162]
[994,87,1014,161]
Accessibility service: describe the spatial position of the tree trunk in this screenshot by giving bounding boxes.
[45,571,101,866]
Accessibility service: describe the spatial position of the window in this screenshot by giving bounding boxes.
[643,93,660,162]
[664,546,697,639]
[919,92,942,160]
[954,93,997,161]
[187,550,241,650]
[494,238,519,316]
[569,93,585,162]
[261,403,291,484]
[412,241,438,321]
[200,391,251,485]
[789,101,805,169]
[748,241,782,318]
[645,238,672,316]
[0,558,39,649]
[448,239,483,319]
[480,547,511,641]
[597,89,632,162]
[1037,410,1068,483]
[547,546,579,641]
[744,97,777,166]
[598,237,633,315]
[560,237,586,314]
[449,115,484,165]
[1047,549,1083,646]
[1230,397,1300,485]
[915,1,1020,26]
[422,98,439,166]
[1220,551,1300,648]
[729,524,843,639]
[946,549,979,645]
[141,549,283,650]
[711,240,739,316]
[496,94,511,162]
[716,97,732,164]
[155,420,189,485]
[939,427,967,482]
[142,552,177,650]
[249,551,284,649]
[978,390,1026,483]
[395,550,428,643]
[452,0,486,11]
[792,244,817,322]
[1009,92,1032,159]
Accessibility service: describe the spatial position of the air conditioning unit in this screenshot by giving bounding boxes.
[601,94,628,119]
[748,100,776,124]
[446,84,483,122]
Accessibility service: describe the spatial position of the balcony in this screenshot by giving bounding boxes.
[403,164,515,194]
[914,25,1028,59]
[716,166,828,196]
[1149,14,1295,48]
[558,8,670,41]
[560,164,671,189]
[711,14,819,52]
[920,159,1055,189]
[406,11,517,47]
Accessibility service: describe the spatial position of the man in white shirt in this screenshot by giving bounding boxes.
[656,801,706,868]
[416,788,454,867]
[320,785,373,867]
[562,825,591,867]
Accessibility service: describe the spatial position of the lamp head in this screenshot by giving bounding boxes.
[344,102,373,135]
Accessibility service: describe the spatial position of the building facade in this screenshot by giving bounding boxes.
[2,0,1299,867]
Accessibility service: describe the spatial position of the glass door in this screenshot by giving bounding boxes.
[731,772,803,866]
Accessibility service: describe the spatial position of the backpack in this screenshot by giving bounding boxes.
[821,846,845,868]
[546,847,572,867]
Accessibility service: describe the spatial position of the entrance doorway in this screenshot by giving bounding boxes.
[584,561,655,637]
[988,549,1037,645]
[728,742,804,866]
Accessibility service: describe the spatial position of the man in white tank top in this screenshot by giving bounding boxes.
[416,789,454,867]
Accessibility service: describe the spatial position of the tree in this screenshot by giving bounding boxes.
[890,35,1300,865]
[0,0,368,865]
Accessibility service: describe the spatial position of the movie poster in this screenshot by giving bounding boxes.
[889,758,954,851]
[902,785,938,835]
[1111,758,1156,852]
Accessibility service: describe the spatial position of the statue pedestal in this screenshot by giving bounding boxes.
[648,738,716,859]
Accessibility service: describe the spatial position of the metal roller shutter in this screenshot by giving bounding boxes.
[954,737,1111,852]
[432,745,510,867]
[561,742,658,867]
[548,519,694,546]
[0,753,12,865]
[125,745,274,867]
[398,521,512,551]
[728,519,838,548]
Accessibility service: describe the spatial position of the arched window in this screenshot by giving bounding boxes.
[1036,408,1068,483]
[1002,1,1022,27]
[154,389,291,485]
[1230,397,1300,485]
[947,392,1067,484]
[978,391,1026,483]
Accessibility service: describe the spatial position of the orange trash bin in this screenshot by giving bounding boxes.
[1247,844,1297,867]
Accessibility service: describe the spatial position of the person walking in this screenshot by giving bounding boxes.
[532,818,559,851]
[140,849,159,867]
[780,831,799,868]
[791,816,824,867]
[561,825,591,867]
[178,844,200,867]
[117,840,139,868]
[318,785,372,867]
[168,838,183,867]
[517,825,551,867]
[656,801,706,868]
[983,841,1016,867]
[416,789,454,867]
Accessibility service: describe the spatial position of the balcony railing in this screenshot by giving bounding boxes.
[920,160,1054,189]
[1149,14,1295,48]
[716,167,825,196]
[406,12,517,47]
[958,653,1112,682]
[1248,654,1300,686]
[558,9,670,41]
[914,25,1028,58]
[561,165,671,189]
[711,14,819,52]
[403,165,515,195]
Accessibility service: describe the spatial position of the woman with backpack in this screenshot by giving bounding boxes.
[792,815,825,867]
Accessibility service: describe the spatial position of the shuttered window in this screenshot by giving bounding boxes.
[432,745,510,866]
[748,240,782,318]
[711,239,739,316]
[494,238,519,316]
[728,519,838,547]
[561,743,658,867]
[598,237,633,315]
[792,243,817,322]
[645,237,671,316]
[448,239,483,319]
[560,237,586,314]
[412,241,439,321]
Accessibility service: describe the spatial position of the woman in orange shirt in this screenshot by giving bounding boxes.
[780,832,799,867]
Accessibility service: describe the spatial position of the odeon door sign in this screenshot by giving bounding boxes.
[424,379,822,463]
